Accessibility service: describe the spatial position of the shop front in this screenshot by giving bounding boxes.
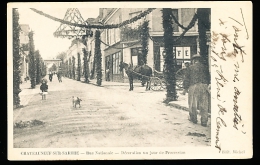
[152,36,198,72]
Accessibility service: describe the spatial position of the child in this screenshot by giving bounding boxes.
[40,81,48,100]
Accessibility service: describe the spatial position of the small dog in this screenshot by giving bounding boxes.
[72,96,82,108]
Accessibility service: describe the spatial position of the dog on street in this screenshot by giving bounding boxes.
[72,96,82,108]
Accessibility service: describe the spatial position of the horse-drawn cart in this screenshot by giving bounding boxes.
[150,68,186,91]
[150,70,166,91]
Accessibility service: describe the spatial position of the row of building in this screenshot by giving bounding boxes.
[66,8,211,82]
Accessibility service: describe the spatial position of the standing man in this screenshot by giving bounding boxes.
[182,54,210,127]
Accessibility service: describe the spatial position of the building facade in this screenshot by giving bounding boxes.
[19,24,30,82]
[90,8,211,82]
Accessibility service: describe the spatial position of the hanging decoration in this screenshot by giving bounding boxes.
[13,8,21,107]
[72,56,75,80]
[35,50,42,85]
[100,39,140,50]
[82,48,90,83]
[141,20,149,64]
[94,30,102,86]
[69,57,72,79]
[30,8,155,31]
[28,31,36,89]
[197,8,210,71]
[148,12,198,45]
[162,8,177,103]
[77,52,81,81]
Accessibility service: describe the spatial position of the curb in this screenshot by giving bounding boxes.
[168,102,189,111]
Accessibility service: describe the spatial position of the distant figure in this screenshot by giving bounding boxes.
[49,73,53,82]
[57,72,62,83]
[40,80,48,100]
[105,68,110,81]
[182,54,210,127]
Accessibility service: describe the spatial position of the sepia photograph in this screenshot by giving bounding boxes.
[7,2,252,160]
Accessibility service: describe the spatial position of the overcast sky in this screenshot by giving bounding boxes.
[18,8,99,60]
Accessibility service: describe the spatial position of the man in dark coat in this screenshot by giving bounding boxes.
[182,54,210,127]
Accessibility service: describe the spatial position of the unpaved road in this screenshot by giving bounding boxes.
[13,77,211,148]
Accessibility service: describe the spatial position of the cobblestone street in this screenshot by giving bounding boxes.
[13,76,211,148]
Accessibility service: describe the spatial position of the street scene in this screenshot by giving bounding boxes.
[14,76,211,147]
[12,7,211,148]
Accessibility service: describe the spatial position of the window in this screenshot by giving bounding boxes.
[131,47,142,66]
[172,9,179,32]
[112,52,122,74]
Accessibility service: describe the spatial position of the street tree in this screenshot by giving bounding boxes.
[56,51,66,63]
[77,52,81,81]
[95,30,102,86]
[72,56,75,79]
[13,8,21,107]
[197,8,211,83]
[162,8,178,103]
[35,50,42,84]
[28,31,36,89]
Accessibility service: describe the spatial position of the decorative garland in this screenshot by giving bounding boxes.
[72,56,75,80]
[148,13,198,45]
[197,8,209,68]
[69,58,72,79]
[94,30,102,86]
[141,20,149,64]
[35,50,42,85]
[13,8,21,107]
[100,39,140,50]
[29,8,155,35]
[28,31,36,89]
[162,8,177,102]
[77,52,81,81]
[82,48,90,83]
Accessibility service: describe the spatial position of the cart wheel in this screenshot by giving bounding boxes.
[175,68,185,89]
[161,80,166,89]
[176,79,183,89]
[150,77,162,91]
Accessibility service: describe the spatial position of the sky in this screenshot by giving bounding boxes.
[18,8,99,60]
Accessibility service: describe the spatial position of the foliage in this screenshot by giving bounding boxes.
[197,8,210,76]
[56,51,66,63]
[72,56,75,79]
[120,25,142,42]
[49,63,57,72]
[35,50,42,84]
[13,8,21,107]
[95,30,102,86]
[162,8,177,102]
[28,31,36,88]
[77,53,81,81]
[82,48,90,83]
[69,58,72,78]
[141,20,149,64]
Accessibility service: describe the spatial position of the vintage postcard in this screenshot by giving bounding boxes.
[7,2,252,160]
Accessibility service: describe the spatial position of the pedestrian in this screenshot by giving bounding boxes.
[49,73,53,82]
[182,54,210,127]
[40,80,48,100]
[57,72,62,83]
[181,62,190,95]
[106,68,110,81]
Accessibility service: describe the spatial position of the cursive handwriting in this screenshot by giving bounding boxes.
[233,62,239,82]
[215,68,228,101]
[218,104,227,115]
[233,87,242,130]
[226,25,247,62]
[215,117,227,153]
